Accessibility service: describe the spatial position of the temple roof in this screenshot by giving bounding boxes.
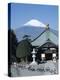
[40,39,57,48]
[31,28,58,47]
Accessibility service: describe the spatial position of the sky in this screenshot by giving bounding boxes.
[10,3,58,30]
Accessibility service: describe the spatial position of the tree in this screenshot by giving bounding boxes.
[8,29,18,76]
[16,35,32,62]
[23,35,31,42]
[8,29,18,64]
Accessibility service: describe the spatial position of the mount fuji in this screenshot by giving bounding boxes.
[14,19,47,42]
[24,19,46,27]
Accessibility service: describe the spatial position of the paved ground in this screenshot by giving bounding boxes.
[11,60,58,77]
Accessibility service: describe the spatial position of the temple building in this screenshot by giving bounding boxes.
[31,25,58,61]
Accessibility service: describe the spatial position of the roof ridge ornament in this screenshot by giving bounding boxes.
[46,24,49,29]
[46,38,51,42]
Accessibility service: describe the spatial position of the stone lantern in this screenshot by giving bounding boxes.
[30,48,37,65]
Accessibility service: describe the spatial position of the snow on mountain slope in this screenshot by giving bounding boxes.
[24,19,46,27]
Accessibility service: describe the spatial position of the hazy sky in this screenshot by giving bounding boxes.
[10,3,58,30]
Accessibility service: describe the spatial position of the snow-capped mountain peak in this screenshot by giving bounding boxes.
[24,19,46,27]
